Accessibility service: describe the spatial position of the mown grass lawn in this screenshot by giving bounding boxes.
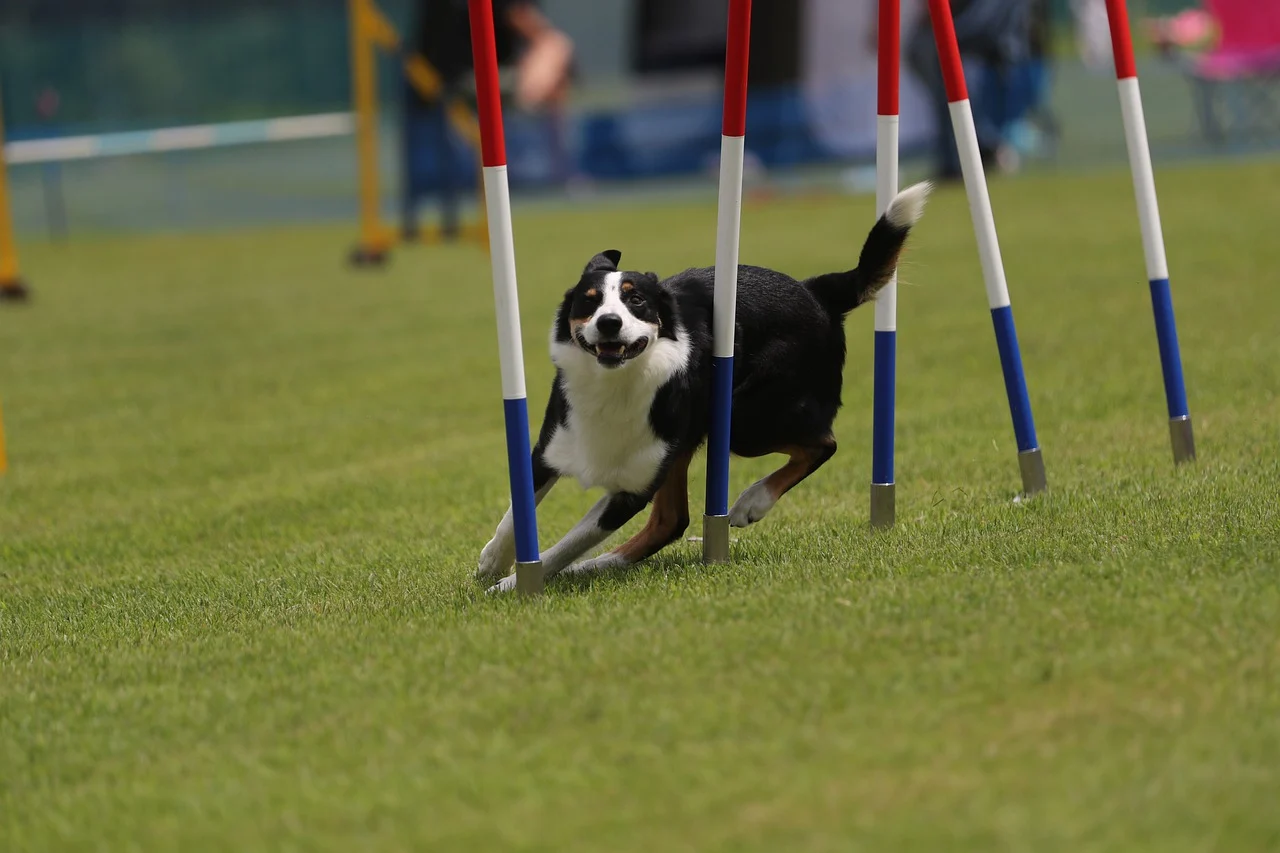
[2,159,1278,851]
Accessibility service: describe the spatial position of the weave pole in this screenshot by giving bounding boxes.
[870,0,901,528]
[927,0,1046,496]
[1104,0,1195,464]
[0,89,30,302]
[702,0,753,564]
[347,0,392,266]
[0,399,8,475]
[468,0,543,594]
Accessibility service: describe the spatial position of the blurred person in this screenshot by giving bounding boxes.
[979,0,1056,161]
[904,0,1033,182]
[1071,0,1116,71]
[403,0,575,240]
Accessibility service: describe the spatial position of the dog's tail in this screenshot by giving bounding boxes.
[805,181,931,317]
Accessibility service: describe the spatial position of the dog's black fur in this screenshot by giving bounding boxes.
[478,183,930,591]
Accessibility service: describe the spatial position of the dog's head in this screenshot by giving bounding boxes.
[555,249,675,370]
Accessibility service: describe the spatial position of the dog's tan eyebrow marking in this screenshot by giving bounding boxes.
[621,281,634,292]
[585,288,598,298]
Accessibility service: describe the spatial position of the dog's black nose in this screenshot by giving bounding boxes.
[595,313,623,337]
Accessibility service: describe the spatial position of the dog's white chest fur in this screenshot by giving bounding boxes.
[544,332,690,495]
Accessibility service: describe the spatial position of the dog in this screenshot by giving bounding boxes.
[478,182,930,592]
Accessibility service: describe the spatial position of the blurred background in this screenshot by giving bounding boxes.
[1,0,1277,240]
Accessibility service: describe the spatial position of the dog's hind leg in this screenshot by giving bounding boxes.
[477,453,559,581]
[729,437,837,528]
[562,452,693,577]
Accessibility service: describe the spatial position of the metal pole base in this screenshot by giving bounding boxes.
[870,482,895,529]
[0,278,30,303]
[702,514,730,564]
[1018,448,1047,496]
[348,245,389,267]
[1169,416,1195,465]
[515,560,544,596]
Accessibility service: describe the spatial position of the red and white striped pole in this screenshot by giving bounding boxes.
[468,0,543,594]
[703,0,753,564]
[927,0,1046,496]
[870,0,900,528]
[1103,0,1195,464]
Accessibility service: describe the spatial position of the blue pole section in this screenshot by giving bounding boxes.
[871,330,897,485]
[1149,279,1189,419]
[990,305,1039,454]
[502,397,540,563]
[706,355,735,517]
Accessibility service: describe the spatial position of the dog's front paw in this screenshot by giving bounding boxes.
[477,534,516,581]
[729,481,777,528]
[486,573,520,594]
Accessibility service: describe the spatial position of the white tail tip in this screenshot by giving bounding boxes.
[885,181,932,229]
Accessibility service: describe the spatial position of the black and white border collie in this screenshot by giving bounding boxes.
[479,182,931,593]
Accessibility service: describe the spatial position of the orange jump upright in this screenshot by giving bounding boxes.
[347,0,486,267]
[0,88,30,302]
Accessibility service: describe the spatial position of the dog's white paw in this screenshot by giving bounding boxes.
[477,534,516,581]
[729,480,777,528]
[486,573,520,594]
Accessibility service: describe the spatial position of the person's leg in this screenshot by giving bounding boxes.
[978,61,1024,172]
[400,87,421,241]
[906,23,962,181]
[424,87,461,242]
[974,59,1006,144]
[955,0,1033,168]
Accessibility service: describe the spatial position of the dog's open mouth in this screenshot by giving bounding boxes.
[577,334,649,367]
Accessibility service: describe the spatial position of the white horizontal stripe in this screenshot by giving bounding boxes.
[4,136,102,164]
[264,112,354,141]
[3,112,354,165]
[149,125,217,152]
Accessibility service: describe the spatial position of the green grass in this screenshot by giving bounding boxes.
[2,159,1279,851]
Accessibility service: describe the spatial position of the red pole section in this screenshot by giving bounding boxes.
[877,0,900,116]
[1103,0,1139,80]
[926,0,969,103]
[721,0,752,137]
[467,0,506,167]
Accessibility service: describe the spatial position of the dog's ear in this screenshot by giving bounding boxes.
[652,275,679,339]
[583,249,622,275]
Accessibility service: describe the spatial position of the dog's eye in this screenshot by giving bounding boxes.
[627,293,646,307]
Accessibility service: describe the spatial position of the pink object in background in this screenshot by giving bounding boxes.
[1167,10,1216,48]
[1198,0,1280,80]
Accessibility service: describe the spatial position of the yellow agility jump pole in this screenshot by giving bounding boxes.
[0,88,31,302]
[348,0,395,265]
[347,0,486,266]
[0,399,9,476]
